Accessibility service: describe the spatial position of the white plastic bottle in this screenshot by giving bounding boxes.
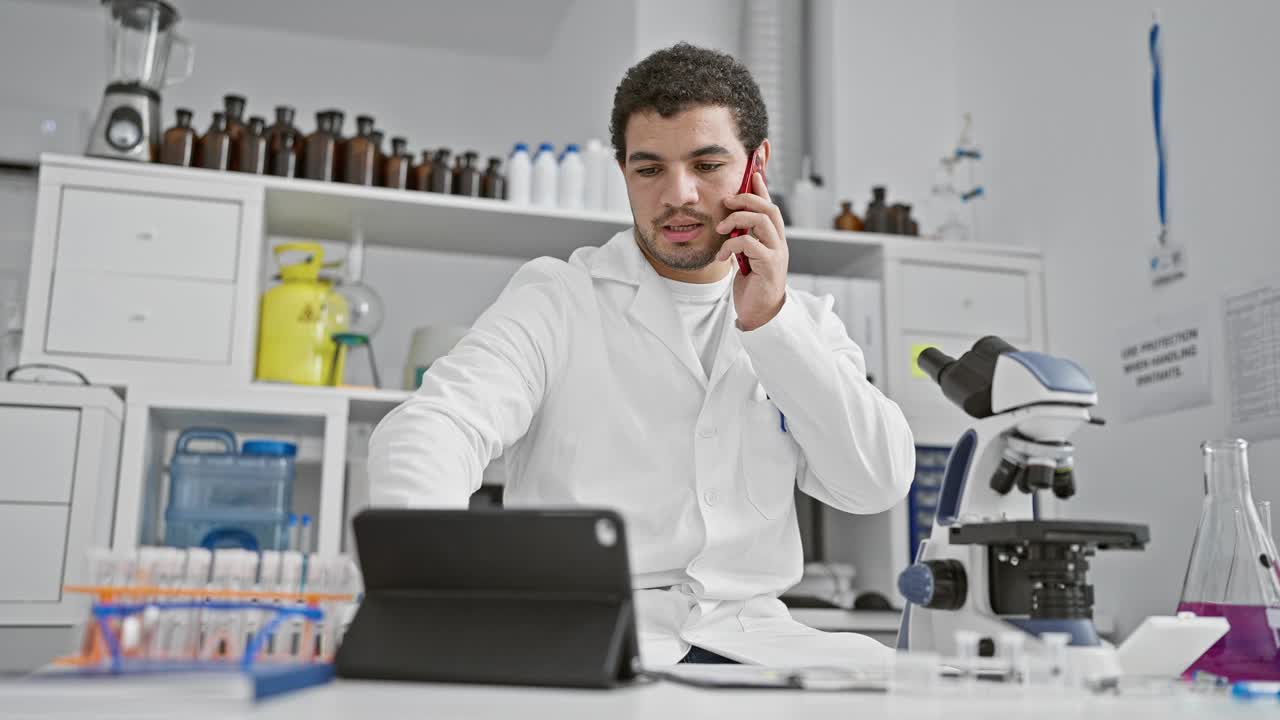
[507,142,532,205]
[583,138,608,211]
[531,142,558,208]
[791,156,818,228]
[557,143,585,211]
[606,146,629,214]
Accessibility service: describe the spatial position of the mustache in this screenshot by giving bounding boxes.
[653,206,714,228]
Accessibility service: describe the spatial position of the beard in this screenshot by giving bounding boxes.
[634,206,728,271]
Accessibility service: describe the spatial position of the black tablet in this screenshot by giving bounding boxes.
[336,508,640,689]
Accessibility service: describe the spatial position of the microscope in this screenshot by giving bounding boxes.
[896,336,1150,684]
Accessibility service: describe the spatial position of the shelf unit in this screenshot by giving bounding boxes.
[38,154,1035,275]
[21,153,1046,600]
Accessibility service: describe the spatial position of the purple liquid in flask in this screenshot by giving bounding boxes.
[1178,440,1280,681]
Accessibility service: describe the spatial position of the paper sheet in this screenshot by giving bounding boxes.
[1225,283,1280,440]
[1111,305,1212,422]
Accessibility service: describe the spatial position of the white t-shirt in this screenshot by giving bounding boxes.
[661,272,735,379]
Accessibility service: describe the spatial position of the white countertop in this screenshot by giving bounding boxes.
[1,676,1271,720]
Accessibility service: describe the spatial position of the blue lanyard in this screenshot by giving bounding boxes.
[1149,20,1167,241]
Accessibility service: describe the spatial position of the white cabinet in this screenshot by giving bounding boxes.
[21,162,263,388]
[47,270,236,363]
[837,244,1046,602]
[0,505,70,603]
[0,383,122,626]
[881,246,1046,447]
[899,262,1030,340]
[0,405,78,503]
[55,187,241,282]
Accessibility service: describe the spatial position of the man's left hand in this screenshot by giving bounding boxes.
[714,172,789,331]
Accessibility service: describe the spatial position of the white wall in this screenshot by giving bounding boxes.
[633,0,743,60]
[952,0,1280,635]
[0,0,632,161]
[0,0,636,370]
[810,0,961,234]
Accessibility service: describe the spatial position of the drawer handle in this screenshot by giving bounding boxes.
[127,311,149,324]
[136,230,156,242]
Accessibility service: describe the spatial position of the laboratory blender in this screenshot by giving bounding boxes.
[86,0,193,162]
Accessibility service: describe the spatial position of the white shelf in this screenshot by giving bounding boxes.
[39,154,1037,276]
[249,382,412,424]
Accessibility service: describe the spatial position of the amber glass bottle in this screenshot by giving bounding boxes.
[159,107,197,166]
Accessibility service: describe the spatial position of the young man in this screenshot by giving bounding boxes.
[368,43,915,667]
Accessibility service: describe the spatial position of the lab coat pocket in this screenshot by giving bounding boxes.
[741,397,799,520]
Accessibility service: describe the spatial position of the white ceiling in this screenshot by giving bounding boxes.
[33,0,579,59]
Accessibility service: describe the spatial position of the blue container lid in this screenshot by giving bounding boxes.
[242,440,298,457]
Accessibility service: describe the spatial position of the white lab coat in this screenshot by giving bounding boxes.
[368,229,916,668]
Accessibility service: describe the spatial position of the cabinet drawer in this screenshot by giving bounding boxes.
[57,187,240,282]
[900,262,1029,340]
[46,270,234,364]
[0,406,79,504]
[0,504,69,603]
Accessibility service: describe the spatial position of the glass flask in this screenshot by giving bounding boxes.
[1178,438,1280,681]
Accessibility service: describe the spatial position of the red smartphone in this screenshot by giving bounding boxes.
[731,150,765,275]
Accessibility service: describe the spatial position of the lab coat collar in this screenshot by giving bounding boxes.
[585,230,744,391]
[585,229,648,286]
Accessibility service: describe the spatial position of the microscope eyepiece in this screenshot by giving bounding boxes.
[917,336,1022,419]
[916,347,954,383]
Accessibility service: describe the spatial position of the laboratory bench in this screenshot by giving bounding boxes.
[0,676,1272,720]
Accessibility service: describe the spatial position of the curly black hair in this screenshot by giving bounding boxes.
[609,43,768,164]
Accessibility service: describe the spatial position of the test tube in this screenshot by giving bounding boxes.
[332,555,362,648]
[113,548,138,592]
[288,514,300,552]
[79,548,116,658]
[996,631,1028,686]
[275,552,304,660]
[176,548,211,658]
[257,551,282,659]
[300,515,313,554]
[135,547,162,587]
[202,550,239,660]
[153,548,186,659]
[84,547,114,588]
[304,552,326,661]
[259,551,282,592]
[891,650,941,694]
[953,630,981,687]
[1040,632,1071,692]
[118,548,146,655]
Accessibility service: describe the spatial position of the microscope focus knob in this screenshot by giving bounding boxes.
[898,560,967,610]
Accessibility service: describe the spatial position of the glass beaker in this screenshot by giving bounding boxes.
[105,0,192,90]
[329,333,380,389]
[1178,438,1280,681]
